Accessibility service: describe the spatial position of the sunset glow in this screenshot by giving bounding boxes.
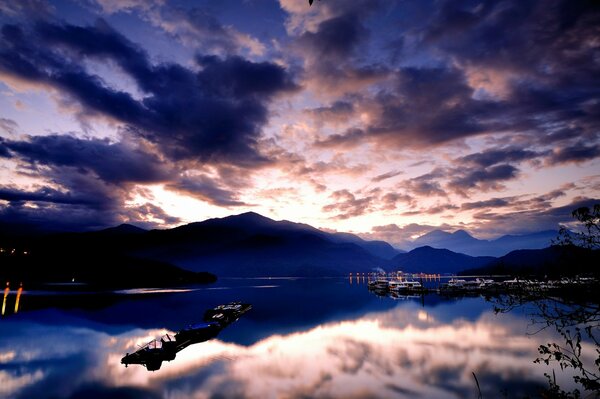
[0,0,598,245]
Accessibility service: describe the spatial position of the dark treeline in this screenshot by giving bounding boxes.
[0,226,216,289]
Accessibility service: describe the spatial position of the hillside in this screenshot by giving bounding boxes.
[461,245,600,277]
[391,246,495,274]
[131,212,387,276]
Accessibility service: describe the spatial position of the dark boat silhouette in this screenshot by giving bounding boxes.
[121,302,251,371]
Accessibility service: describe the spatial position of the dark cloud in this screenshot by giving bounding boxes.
[0,185,103,206]
[458,147,545,168]
[196,54,296,99]
[372,67,495,144]
[158,6,264,56]
[460,197,513,211]
[306,101,355,125]
[436,146,552,196]
[0,134,181,231]
[298,13,366,61]
[400,169,447,198]
[309,1,599,158]
[166,175,246,207]
[0,181,177,232]
[92,2,265,56]
[310,101,354,115]
[0,117,18,135]
[395,149,527,198]
[422,203,459,215]
[0,0,53,19]
[379,192,413,210]
[469,197,600,235]
[422,0,600,145]
[547,142,600,165]
[448,164,519,195]
[0,133,263,228]
[0,20,297,166]
[542,127,586,144]
[315,128,366,149]
[1,134,170,184]
[322,189,375,220]
[0,137,11,157]
[424,0,599,81]
[435,143,598,196]
[315,66,502,148]
[292,0,390,95]
[371,170,403,183]
[0,195,120,232]
[463,188,568,213]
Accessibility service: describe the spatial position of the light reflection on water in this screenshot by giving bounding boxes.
[0,278,583,398]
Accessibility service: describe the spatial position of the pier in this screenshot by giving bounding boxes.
[349,272,598,297]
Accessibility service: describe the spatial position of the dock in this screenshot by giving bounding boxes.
[353,271,598,298]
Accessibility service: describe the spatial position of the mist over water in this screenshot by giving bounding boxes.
[0,278,582,398]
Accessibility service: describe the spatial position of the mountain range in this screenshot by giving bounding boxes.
[0,212,594,282]
[404,229,558,257]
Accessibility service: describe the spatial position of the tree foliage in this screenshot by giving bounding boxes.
[554,204,600,250]
[491,289,600,397]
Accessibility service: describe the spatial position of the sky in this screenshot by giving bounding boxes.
[0,0,598,245]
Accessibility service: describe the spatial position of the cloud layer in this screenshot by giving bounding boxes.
[0,0,598,236]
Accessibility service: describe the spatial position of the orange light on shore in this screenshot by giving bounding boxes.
[14,283,23,313]
[2,282,9,316]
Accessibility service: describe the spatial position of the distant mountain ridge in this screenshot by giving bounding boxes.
[406,229,558,257]
[391,246,495,274]
[3,212,588,280]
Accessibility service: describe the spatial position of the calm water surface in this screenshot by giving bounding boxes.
[0,277,585,398]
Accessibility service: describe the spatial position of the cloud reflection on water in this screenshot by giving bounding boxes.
[1,303,581,399]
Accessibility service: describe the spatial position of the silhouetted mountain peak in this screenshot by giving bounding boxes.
[409,246,460,256]
[233,211,268,220]
[452,229,473,238]
[412,245,435,251]
[221,211,283,226]
[101,223,146,235]
[419,230,451,240]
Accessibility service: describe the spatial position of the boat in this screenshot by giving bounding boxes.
[475,278,494,288]
[203,302,253,326]
[440,278,467,291]
[368,276,389,290]
[121,302,252,371]
[389,279,423,292]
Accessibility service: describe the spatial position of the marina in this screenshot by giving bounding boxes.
[358,271,598,297]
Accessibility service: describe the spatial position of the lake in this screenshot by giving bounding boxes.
[0,277,589,398]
